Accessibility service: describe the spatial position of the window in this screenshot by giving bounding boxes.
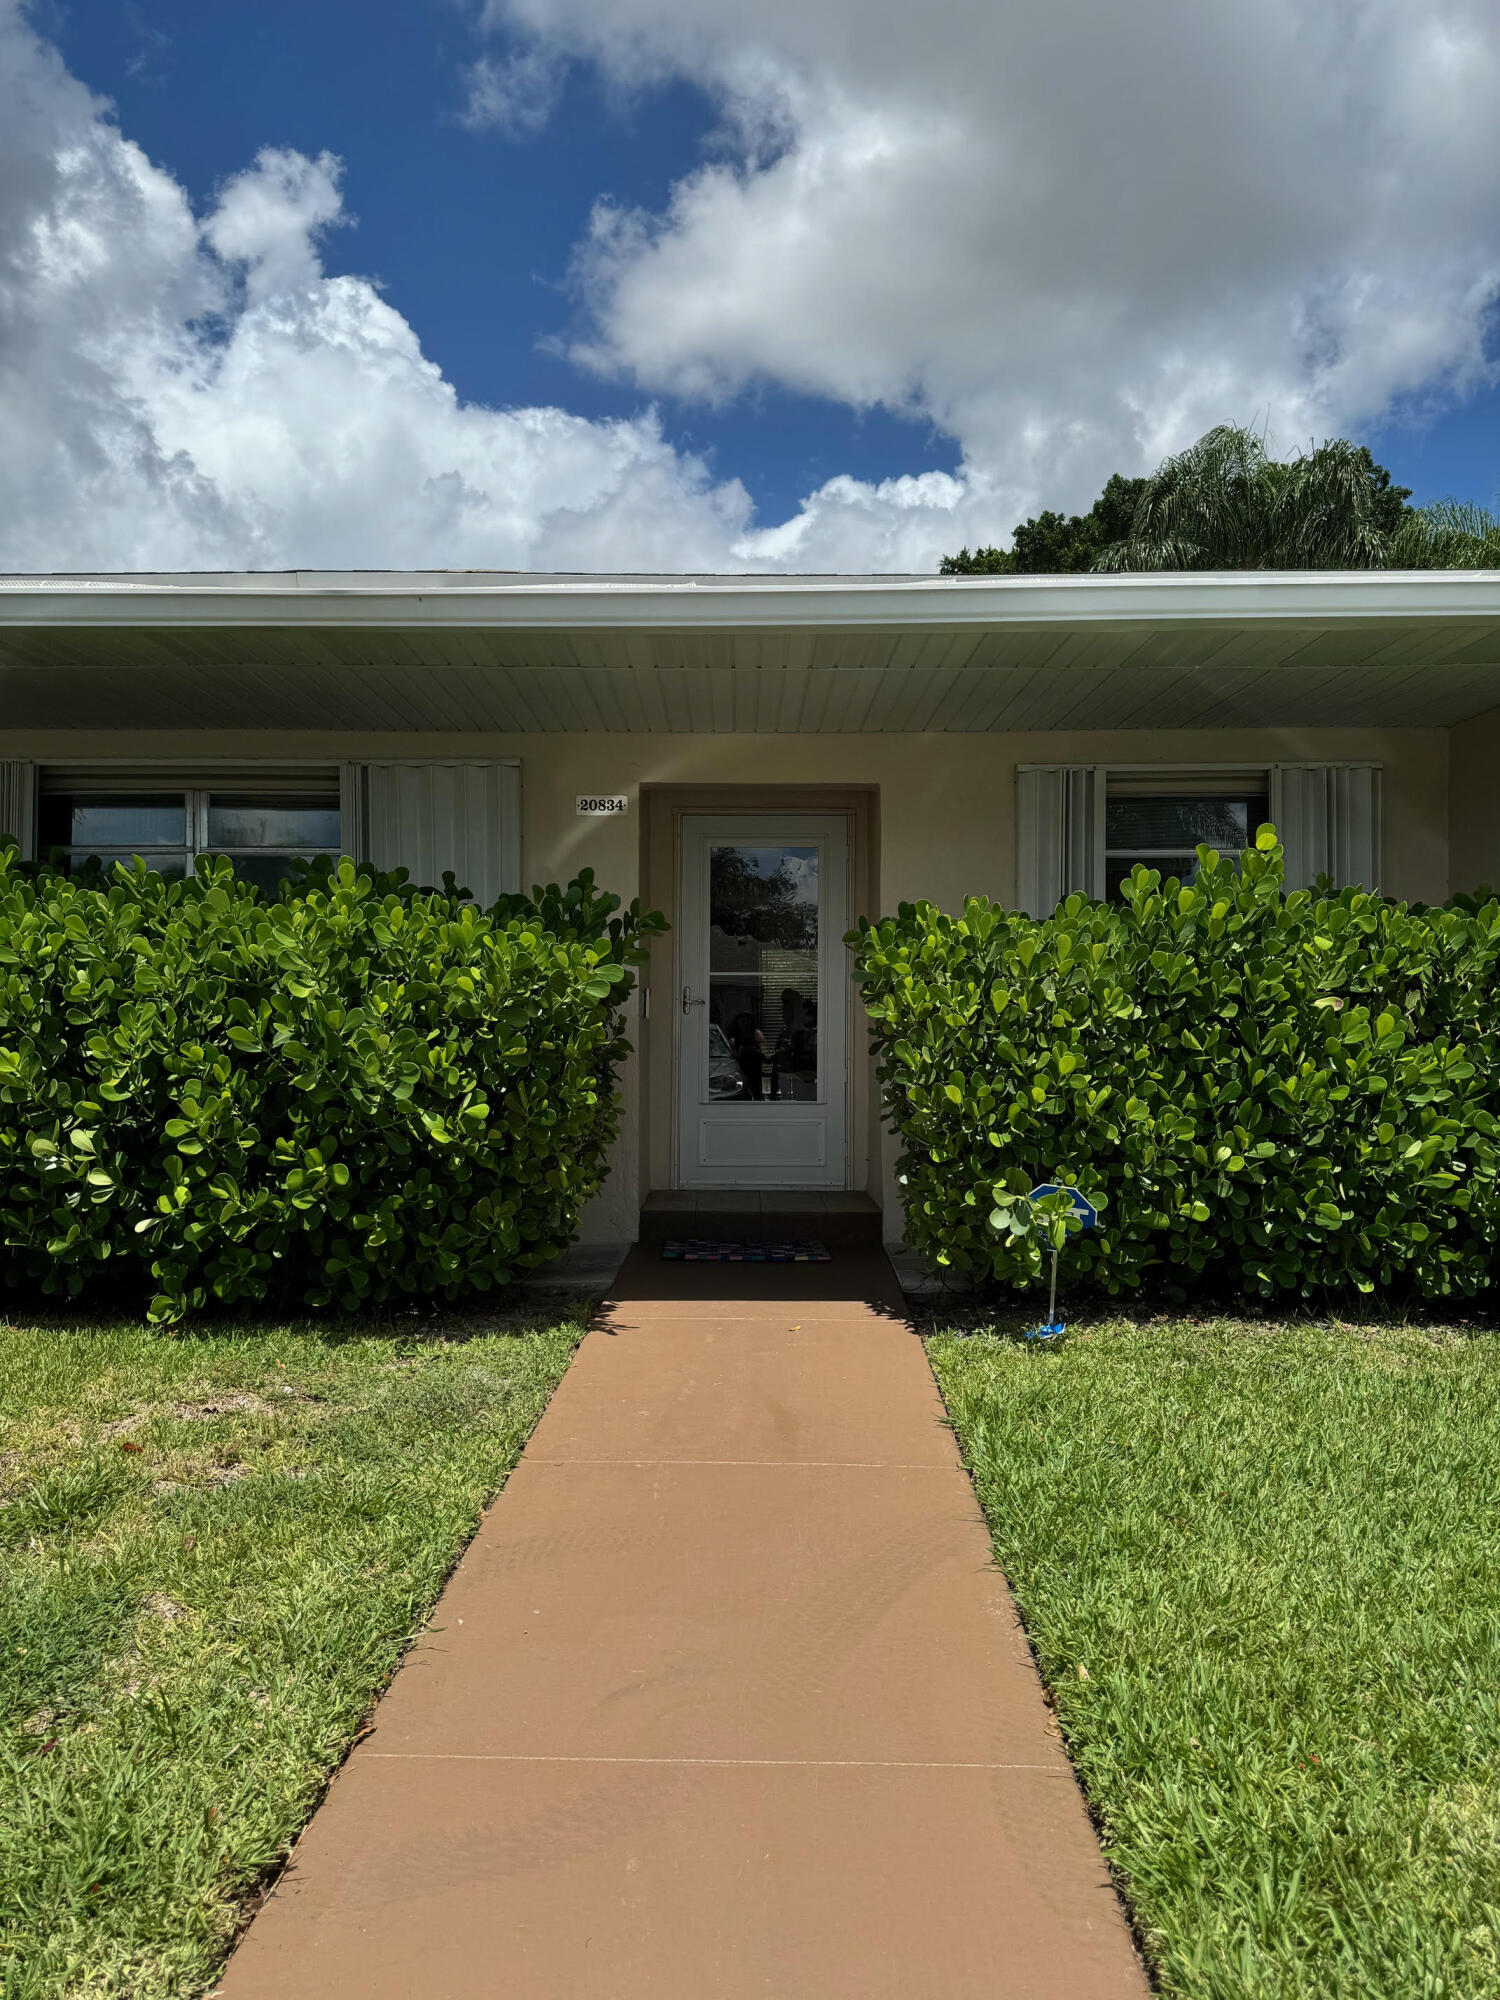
[1104,783,1268,902]
[37,780,341,888]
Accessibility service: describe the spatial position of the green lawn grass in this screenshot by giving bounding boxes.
[0,1307,582,2000]
[929,1315,1500,2000]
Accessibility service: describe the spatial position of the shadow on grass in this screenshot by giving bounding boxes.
[0,1289,599,1350]
[908,1287,1500,1343]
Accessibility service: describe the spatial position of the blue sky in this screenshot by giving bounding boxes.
[48,0,959,528]
[5,0,1498,571]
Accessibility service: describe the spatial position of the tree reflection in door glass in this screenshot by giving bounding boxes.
[708,846,819,1103]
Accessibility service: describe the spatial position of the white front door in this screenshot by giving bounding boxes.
[676,814,849,1189]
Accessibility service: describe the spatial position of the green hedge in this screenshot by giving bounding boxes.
[0,853,663,1319]
[848,829,1500,1301]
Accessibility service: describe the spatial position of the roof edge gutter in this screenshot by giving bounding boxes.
[1,570,1498,631]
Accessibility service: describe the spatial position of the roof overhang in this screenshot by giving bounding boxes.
[3,569,1500,733]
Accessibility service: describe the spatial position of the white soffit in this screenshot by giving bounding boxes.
[2,569,1499,732]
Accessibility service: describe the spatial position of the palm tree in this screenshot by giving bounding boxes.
[1093,425,1399,571]
[1389,499,1500,570]
[941,422,1499,575]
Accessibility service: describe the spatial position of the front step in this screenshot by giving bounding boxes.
[638,1190,884,1253]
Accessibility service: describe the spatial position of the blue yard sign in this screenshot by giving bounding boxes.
[1028,1183,1098,1231]
[1027,1181,1098,1340]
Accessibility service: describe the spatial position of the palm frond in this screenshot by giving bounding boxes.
[1390,500,1500,570]
[1092,424,1419,571]
[1130,426,1275,568]
[1271,439,1393,569]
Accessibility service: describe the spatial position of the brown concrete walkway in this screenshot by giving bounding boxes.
[216,1249,1147,1999]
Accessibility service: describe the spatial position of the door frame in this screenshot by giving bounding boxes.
[640,785,879,1197]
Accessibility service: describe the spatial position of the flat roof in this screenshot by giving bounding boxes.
[4,569,1500,733]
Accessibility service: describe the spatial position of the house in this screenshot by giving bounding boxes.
[3,566,1499,1255]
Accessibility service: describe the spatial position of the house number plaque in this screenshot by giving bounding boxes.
[576,795,629,817]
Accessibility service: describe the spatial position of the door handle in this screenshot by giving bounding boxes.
[681,985,705,1015]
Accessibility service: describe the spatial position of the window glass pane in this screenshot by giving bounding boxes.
[705,845,820,1104]
[214,851,323,892]
[57,850,187,881]
[1107,855,1200,901]
[208,796,340,849]
[39,794,186,850]
[1106,795,1266,851]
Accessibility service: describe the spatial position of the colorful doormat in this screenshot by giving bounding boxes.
[662,1239,832,1263]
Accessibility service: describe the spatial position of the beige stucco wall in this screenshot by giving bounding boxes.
[3,723,1452,1241]
[1449,703,1500,893]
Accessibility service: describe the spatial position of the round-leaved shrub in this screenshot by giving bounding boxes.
[0,853,664,1319]
[848,829,1500,1301]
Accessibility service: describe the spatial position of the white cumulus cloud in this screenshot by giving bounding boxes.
[4,0,1499,574]
[0,1,771,572]
[478,0,1500,544]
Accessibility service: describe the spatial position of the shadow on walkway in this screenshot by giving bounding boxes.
[603,1243,910,1319]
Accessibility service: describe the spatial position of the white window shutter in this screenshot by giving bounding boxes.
[1015,766,1105,915]
[357,761,521,908]
[338,762,367,861]
[1271,764,1381,892]
[0,761,36,859]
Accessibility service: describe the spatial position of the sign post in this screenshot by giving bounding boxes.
[1026,1182,1098,1340]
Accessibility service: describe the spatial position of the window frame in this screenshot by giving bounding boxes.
[35,765,343,884]
[1014,760,1383,911]
[1102,766,1270,901]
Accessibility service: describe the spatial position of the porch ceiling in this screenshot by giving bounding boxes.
[3,570,1500,732]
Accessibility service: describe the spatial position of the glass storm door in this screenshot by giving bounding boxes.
[676,814,849,1188]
